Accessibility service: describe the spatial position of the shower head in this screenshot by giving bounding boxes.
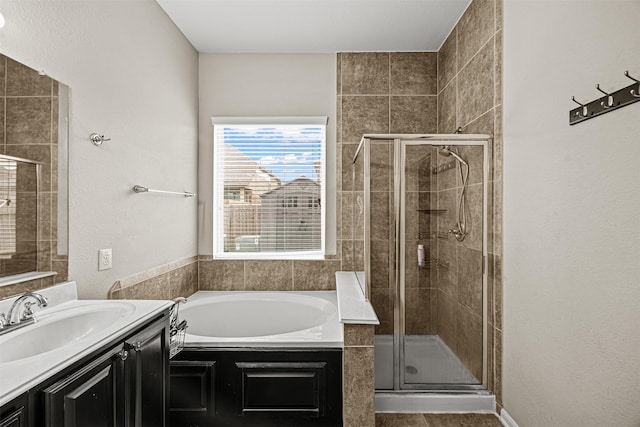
[438,146,468,166]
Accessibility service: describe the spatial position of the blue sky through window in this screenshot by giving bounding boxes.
[222,125,324,183]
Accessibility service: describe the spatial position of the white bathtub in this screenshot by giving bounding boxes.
[179,291,343,348]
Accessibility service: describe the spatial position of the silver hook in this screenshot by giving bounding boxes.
[625,71,640,98]
[596,84,614,108]
[624,71,639,83]
[571,96,588,117]
[90,133,111,146]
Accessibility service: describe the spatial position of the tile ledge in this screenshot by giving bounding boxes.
[336,271,379,325]
[0,271,56,288]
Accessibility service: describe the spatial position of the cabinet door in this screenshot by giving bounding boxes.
[124,317,169,427]
[43,344,126,427]
[0,406,25,427]
[235,361,327,417]
[0,393,27,427]
[169,361,216,427]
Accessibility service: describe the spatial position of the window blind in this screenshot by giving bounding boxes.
[213,118,326,258]
[0,158,17,257]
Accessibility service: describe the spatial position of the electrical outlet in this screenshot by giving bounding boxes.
[98,248,112,271]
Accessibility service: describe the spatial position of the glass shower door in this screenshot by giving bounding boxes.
[359,136,489,392]
[399,141,487,389]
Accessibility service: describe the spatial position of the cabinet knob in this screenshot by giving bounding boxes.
[118,350,129,361]
[132,342,142,352]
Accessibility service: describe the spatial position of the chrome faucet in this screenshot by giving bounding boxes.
[6,292,48,325]
[0,313,8,329]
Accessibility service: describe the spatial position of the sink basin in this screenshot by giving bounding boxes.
[0,302,135,363]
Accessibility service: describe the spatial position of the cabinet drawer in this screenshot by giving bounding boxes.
[236,362,327,416]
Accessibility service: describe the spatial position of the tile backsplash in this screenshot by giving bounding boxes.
[109,256,198,300]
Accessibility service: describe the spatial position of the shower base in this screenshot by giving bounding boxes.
[375,334,479,386]
[374,334,494,413]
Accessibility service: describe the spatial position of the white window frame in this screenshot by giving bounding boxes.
[212,116,327,260]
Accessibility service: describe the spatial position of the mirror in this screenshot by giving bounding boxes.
[0,54,69,285]
[0,155,39,275]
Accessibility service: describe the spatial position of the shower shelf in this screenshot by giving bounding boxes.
[418,231,449,240]
[418,259,450,270]
[417,209,447,213]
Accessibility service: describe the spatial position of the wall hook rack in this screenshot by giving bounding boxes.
[90,133,111,146]
[570,70,640,125]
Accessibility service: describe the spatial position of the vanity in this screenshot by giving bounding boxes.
[0,282,172,427]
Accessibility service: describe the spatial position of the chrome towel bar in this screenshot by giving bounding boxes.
[132,185,195,198]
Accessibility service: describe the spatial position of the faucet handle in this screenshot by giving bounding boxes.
[20,302,36,321]
[0,313,7,329]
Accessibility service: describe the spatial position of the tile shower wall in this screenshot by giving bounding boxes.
[337,52,438,337]
[0,55,68,300]
[437,0,503,407]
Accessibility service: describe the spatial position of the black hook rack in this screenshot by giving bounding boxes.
[569,70,640,125]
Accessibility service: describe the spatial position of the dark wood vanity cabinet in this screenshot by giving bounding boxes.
[42,343,127,427]
[170,348,342,427]
[123,317,170,427]
[169,360,216,426]
[0,393,28,427]
[1,311,171,427]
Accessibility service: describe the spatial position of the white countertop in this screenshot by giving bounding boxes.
[0,281,172,406]
[335,271,379,325]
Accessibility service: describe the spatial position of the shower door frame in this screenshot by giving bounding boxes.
[357,134,490,393]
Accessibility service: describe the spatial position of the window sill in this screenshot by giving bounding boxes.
[213,252,326,261]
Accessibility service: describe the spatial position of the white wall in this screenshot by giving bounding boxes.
[503,1,640,426]
[198,54,337,255]
[0,0,199,298]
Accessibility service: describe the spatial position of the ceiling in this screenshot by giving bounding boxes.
[156,0,471,53]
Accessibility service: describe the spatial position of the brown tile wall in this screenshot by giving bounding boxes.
[342,323,375,427]
[436,0,503,406]
[0,55,68,299]
[197,257,342,291]
[337,52,439,337]
[404,145,438,336]
[108,256,198,300]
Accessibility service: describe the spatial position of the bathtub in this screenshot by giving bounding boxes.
[179,291,343,348]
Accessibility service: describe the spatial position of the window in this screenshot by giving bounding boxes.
[212,117,327,259]
[224,189,241,201]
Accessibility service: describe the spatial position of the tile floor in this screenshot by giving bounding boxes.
[375,413,503,426]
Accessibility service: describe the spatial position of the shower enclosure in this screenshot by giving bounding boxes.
[350,134,489,393]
